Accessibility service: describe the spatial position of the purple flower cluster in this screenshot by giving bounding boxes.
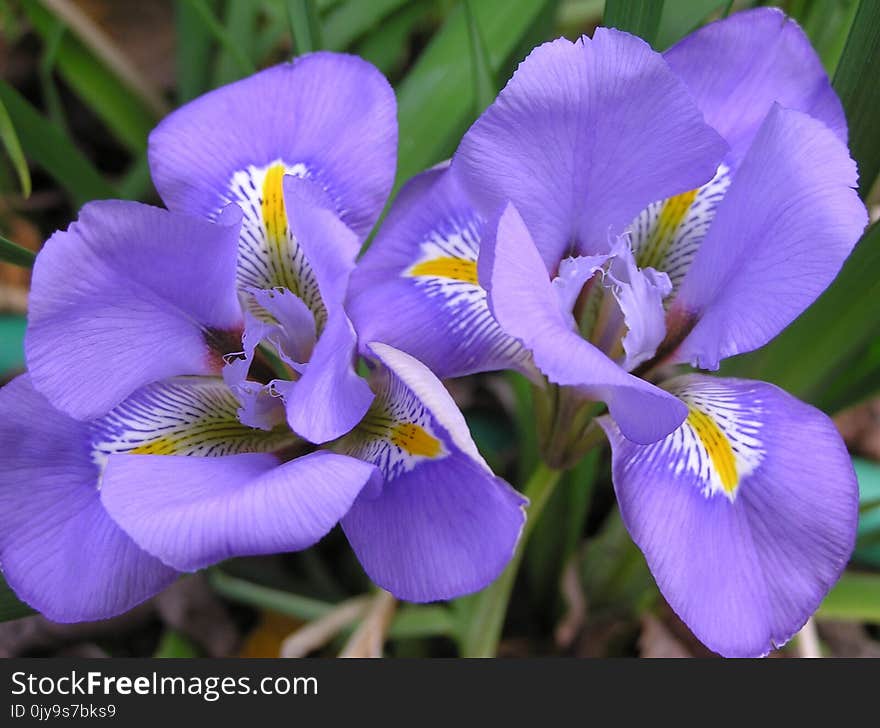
[0,8,867,657]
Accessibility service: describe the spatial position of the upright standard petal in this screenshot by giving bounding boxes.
[148,52,397,240]
[0,376,176,622]
[453,29,725,268]
[348,167,530,378]
[101,451,376,572]
[480,204,686,444]
[339,343,527,602]
[26,201,243,420]
[601,375,857,657]
[665,7,847,162]
[672,106,867,370]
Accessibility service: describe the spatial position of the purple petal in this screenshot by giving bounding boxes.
[340,343,526,601]
[453,29,726,268]
[672,105,867,370]
[148,52,397,240]
[278,312,374,444]
[601,374,857,657]
[26,201,243,420]
[101,451,376,572]
[0,376,176,622]
[604,239,672,371]
[348,167,530,378]
[480,203,686,444]
[665,7,846,164]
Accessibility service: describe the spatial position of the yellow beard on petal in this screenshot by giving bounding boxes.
[407,256,479,285]
[686,406,739,496]
[390,422,442,458]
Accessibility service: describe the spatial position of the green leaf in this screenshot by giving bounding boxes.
[603,0,664,46]
[184,0,256,77]
[721,223,880,409]
[832,0,880,197]
[0,315,27,374]
[154,630,200,658]
[214,0,261,86]
[354,1,429,75]
[388,605,457,640]
[176,0,216,103]
[208,569,333,621]
[395,0,555,188]
[0,235,35,269]
[287,0,324,55]
[818,572,880,623]
[464,0,497,115]
[0,81,116,206]
[654,0,727,50]
[23,2,157,153]
[323,0,409,51]
[0,574,33,622]
[0,97,31,197]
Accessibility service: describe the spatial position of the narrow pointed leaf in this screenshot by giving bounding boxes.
[603,0,664,46]
[0,99,31,198]
[833,0,880,196]
[286,0,324,55]
[0,82,116,206]
[0,235,35,269]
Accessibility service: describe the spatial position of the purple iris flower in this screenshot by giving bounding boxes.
[349,9,868,657]
[0,52,525,622]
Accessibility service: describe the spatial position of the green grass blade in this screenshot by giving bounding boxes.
[323,0,407,51]
[214,0,261,86]
[0,81,116,206]
[395,0,556,188]
[465,0,497,115]
[603,0,664,46]
[0,574,33,622]
[833,0,880,197]
[23,2,157,153]
[0,98,31,198]
[185,0,256,76]
[176,0,217,102]
[0,235,35,269]
[286,0,324,55]
[654,0,726,50]
[354,1,428,76]
[818,571,880,623]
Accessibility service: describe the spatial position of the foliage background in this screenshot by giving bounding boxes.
[0,0,878,657]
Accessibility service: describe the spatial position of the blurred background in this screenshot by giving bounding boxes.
[0,0,877,657]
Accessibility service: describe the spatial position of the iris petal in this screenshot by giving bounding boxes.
[601,374,857,657]
[339,343,527,602]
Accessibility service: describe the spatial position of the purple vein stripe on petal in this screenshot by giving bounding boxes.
[25,201,243,420]
[453,29,726,268]
[0,376,176,622]
[601,375,857,657]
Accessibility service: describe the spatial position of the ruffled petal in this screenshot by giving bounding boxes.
[480,203,686,444]
[601,374,857,657]
[672,105,867,370]
[277,312,374,444]
[348,167,531,378]
[0,376,176,622]
[149,52,397,240]
[665,7,847,163]
[339,343,526,602]
[453,29,726,268]
[26,201,243,420]
[101,451,376,572]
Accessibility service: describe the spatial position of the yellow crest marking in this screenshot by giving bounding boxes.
[390,423,442,458]
[261,163,288,245]
[686,407,738,495]
[129,437,177,455]
[407,257,479,285]
[638,188,698,269]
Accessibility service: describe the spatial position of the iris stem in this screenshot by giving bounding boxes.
[458,461,563,657]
